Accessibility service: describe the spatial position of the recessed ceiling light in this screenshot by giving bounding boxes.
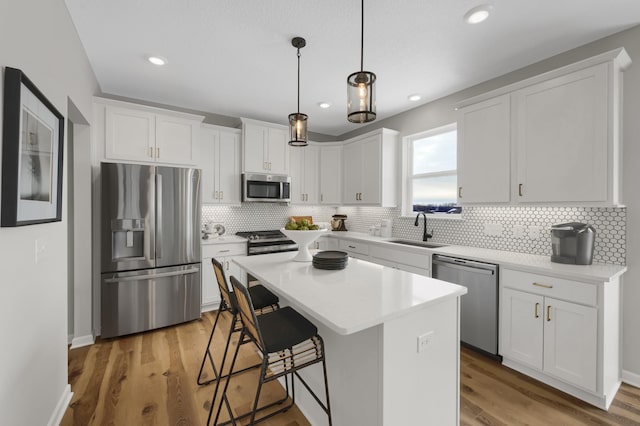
[318,102,332,109]
[148,56,167,66]
[408,94,421,102]
[464,5,492,24]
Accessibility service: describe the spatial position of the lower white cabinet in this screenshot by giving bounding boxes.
[201,242,246,312]
[370,245,430,276]
[501,287,597,391]
[338,239,370,261]
[314,236,339,251]
[500,268,619,409]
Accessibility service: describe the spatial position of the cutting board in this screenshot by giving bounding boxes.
[290,216,313,224]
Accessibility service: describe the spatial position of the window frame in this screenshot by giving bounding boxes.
[401,122,461,219]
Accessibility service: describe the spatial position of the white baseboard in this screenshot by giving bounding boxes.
[622,369,640,388]
[48,384,72,426]
[70,334,95,349]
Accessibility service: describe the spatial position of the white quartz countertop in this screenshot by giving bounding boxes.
[325,232,626,283]
[233,252,467,335]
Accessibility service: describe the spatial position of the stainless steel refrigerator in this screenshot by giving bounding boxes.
[100,162,201,338]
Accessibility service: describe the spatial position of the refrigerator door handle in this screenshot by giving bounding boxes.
[104,267,200,283]
[156,173,163,260]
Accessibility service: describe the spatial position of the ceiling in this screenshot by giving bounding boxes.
[64,0,640,137]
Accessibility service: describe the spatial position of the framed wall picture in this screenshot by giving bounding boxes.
[1,67,64,226]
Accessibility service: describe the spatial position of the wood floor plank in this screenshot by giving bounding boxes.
[61,312,640,425]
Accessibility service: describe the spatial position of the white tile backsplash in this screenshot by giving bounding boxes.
[202,204,625,265]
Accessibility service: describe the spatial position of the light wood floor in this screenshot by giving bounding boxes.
[62,311,640,425]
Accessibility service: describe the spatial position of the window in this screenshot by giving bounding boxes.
[404,123,461,216]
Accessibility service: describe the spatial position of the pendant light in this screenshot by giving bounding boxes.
[347,0,376,123]
[288,37,308,147]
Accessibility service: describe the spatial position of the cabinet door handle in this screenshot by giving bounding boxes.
[546,305,552,322]
[264,162,268,170]
[321,194,324,202]
[348,245,356,249]
[533,282,553,289]
[458,187,462,198]
[268,162,272,170]
[215,190,219,199]
[157,147,160,158]
[225,261,230,271]
[219,249,230,253]
[149,147,153,157]
[534,302,540,318]
[518,183,523,197]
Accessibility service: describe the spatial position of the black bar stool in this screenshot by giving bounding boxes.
[197,257,280,387]
[211,276,332,426]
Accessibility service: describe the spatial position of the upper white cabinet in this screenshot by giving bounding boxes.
[99,98,203,166]
[455,48,630,206]
[342,128,398,207]
[200,124,242,205]
[290,144,319,204]
[241,118,289,174]
[319,144,343,205]
[514,64,608,203]
[457,94,511,203]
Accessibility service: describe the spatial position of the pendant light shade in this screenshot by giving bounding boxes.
[289,37,308,147]
[347,0,376,123]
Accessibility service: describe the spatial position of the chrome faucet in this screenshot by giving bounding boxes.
[414,212,433,241]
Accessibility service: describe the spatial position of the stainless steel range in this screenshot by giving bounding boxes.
[236,230,298,255]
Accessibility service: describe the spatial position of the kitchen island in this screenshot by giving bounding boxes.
[233,252,467,426]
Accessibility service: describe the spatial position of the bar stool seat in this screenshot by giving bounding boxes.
[258,307,317,352]
[197,257,279,387]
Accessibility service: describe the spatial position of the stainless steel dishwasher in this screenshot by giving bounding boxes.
[432,254,499,358]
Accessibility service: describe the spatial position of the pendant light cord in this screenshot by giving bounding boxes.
[360,0,364,72]
[297,48,301,114]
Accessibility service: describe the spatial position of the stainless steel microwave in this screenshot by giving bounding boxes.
[242,173,291,202]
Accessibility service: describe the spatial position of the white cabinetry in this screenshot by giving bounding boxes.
[290,144,319,204]
[500,268,620,409]
[100,99,203,166]
[319,145,342,205]
[338,239,370,261]
[242,118,289,174]
[457,94,510,203]
[455,48,630,206]
[200,125,241,205]
[370,245,430,276]
[342,128,398,206]
[513,64,608,203]
[201,242,246,312]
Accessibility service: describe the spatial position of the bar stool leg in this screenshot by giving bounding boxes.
[197,304,226,385]
[210,328,244,426]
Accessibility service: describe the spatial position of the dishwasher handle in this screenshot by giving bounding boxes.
[432,255,497,275]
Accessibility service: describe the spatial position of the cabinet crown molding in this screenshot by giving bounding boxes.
[94,96,205,122]
[455,47,631,110]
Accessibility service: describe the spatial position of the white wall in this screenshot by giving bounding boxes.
[340,24,640,381]
[0,0,99,425]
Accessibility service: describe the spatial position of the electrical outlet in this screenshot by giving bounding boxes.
[512,225,526,238]
[528,226,542,239]
[483,223,503,237]
[417,331,434,353]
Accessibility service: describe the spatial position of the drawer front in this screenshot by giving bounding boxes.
[202,242,246,259]
[502,268,597,306]
[339,239,370,256]
[370,245,429,270]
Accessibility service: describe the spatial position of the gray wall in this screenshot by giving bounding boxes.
[339,24,640,381]
[0,0,99,424]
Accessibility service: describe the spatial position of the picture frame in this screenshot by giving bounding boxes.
[1,67,64,226]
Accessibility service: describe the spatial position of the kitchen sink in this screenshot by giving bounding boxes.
[388,239,448,249]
